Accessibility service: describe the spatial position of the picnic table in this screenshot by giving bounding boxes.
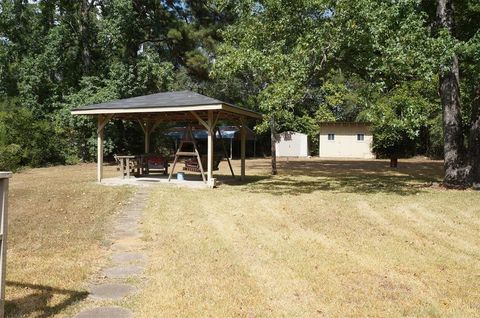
[115,155,138,179]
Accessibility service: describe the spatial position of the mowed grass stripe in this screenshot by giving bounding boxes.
[130,188,268,318]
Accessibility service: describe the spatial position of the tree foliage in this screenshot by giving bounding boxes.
[0,0,478,186]
[0,0,233,168]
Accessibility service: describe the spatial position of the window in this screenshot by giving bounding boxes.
[357,133,365,141]
[328,133,335,141]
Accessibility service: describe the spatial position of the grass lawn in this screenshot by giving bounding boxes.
[127,158,480,317]
[3,158,479,317]
[5,164,132,318]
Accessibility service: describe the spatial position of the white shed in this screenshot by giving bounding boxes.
[319,122,374,159]
[275,131,309,157]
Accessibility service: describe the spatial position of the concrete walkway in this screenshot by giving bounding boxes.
[74,187,150,318]
[101,175,209,189]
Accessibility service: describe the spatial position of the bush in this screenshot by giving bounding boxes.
[1,107,66,167]
[0,144,22,171]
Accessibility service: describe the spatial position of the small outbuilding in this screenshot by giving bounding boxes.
[275,131,309,157]
[319,122,374,159]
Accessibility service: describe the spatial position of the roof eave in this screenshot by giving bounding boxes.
[70,103,263,119]
[70,104,223,115]
[220,104,263,119]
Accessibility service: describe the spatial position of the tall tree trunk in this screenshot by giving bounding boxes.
[80,0,92,75]
[436,0,470,188]
[469,85,480,187]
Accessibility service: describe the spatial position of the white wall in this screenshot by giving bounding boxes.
[275,131,309,157]
[319,124,374,159]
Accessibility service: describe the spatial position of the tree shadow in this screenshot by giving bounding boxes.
[219,159,444,196]
[5,281,88,318]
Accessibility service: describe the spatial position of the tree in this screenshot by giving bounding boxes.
[364,81,438,166]
[213,0,436,155]
[436,0,469,187]
[0,0,237,165]
[433,0,480,187]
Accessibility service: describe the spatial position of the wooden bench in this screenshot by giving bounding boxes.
[183,154,222,173]
[143,155,169,175]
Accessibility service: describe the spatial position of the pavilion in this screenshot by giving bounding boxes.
[71,90,262,186]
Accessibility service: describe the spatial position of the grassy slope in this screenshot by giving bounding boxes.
[130,159,480,317]
[6,164,132,318]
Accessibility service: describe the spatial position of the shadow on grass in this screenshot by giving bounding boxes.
[219,159,444,196]
[5,281,88,318]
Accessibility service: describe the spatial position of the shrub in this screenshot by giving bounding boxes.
[1,107,66,167]
[0,144,22,171]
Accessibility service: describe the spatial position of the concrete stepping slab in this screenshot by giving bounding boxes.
[123,209,143,218]
[111,234,142,242]
[114,223,138,231]
[103,265,143,278]
[126,207,143,212]
[75,306,133,318]
[111,241,143,252]
[114,222,139,230]
[111,252,147,263]
[89,283,137,300]
[116,216,138,223]
[128,205,145,209]
[110,244,131,252]
[114,226,139,234]
[124,213,142,219]
[114,223,139,231]
[112,231,141,239]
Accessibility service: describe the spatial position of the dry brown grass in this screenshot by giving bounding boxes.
[5,164,132,318]
[4,158,479,317]
[128,158,480,317]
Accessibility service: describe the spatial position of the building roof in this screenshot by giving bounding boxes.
[319,121,371,126]
[71,90,262,120]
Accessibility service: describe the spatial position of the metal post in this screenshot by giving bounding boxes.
[0,172,11,318]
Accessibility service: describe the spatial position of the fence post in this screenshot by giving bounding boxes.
[0,172,11,318]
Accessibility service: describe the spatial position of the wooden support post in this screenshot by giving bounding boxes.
[240,117,246,180]
[96,114,112,182]
[97,116,104,182]
[0,172,11,318]
[207,110,214,185]
[144,120,150,153]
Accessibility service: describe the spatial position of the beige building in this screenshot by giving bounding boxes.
[319,122,374,159]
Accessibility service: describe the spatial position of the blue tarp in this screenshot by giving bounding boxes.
[164,126,254,140]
